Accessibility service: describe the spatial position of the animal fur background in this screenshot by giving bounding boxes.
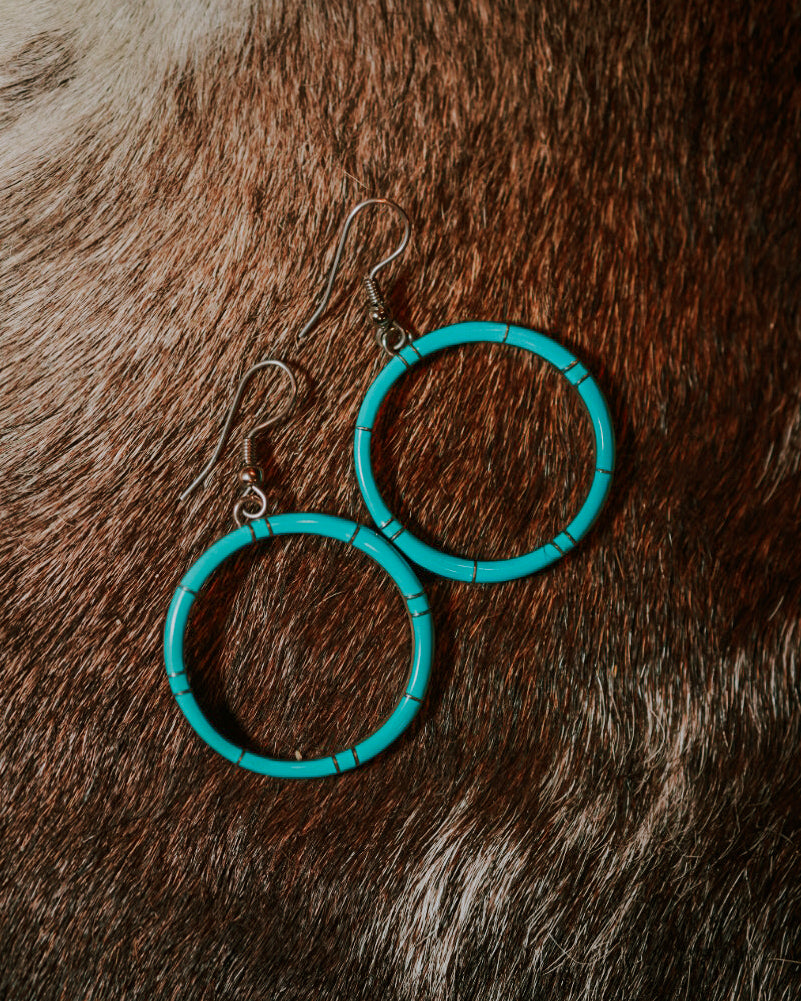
[2,0,799,997]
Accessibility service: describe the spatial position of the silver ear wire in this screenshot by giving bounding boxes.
[297,198,412,355]
[180,200,409,509]
[180,359,297,509]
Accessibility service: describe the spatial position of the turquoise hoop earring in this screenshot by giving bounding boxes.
[297,199,615,584]
[164,360,432,778]
[354,321,615,583]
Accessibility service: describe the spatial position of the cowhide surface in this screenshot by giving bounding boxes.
[2,1,799,998]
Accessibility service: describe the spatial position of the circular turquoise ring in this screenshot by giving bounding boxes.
[354,321,615,583]
[163,513,433,778]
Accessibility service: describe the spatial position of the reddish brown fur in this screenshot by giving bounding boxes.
[2,1,800,998]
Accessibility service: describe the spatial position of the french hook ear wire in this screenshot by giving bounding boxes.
[179,359,297,503]
[179,199,408,504]
[297,198,412,348]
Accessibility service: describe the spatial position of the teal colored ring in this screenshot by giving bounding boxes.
[163,513,433,778]
[354,321,615,583]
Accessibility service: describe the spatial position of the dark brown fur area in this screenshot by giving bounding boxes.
[2,1,800,998]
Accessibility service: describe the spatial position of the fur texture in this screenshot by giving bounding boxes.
[2,1,800,998]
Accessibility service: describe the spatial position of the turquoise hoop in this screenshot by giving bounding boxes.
[163,513,433,778]
[354,321,615,583]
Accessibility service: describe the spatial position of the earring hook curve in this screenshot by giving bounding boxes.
[297,198,411,341]
[179,200,407,503]
[180,359,297,502]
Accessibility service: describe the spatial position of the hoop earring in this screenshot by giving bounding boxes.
[165,362,433,777]
[299,199,615,584]
[355,320,614,583]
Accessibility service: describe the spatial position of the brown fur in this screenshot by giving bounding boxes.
[2,1,800,998]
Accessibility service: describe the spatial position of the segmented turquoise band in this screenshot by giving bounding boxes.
[354,321,615,583]
[163,513,433,778]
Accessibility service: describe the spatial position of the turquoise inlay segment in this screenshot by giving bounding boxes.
[405,593,430,616]
[354,321,615,583]
[251,517,273,540]
[562,361,589,386]
[163,513,433,778]
[552,531,576,553]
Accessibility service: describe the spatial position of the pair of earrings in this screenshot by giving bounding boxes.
[163,199,615,779]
